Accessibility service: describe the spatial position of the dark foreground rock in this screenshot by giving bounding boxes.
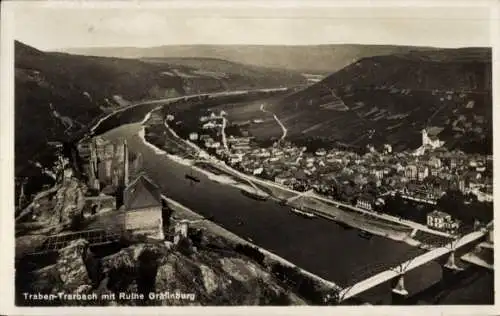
[17,238,305,306]
[18,239,97,306]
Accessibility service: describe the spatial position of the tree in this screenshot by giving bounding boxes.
[437,190,474,224]
[364,181,378,196]
[340,182,356,204]
[382,192,405,217]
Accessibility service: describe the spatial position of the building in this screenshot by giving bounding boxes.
[315,148,327,156]
[232,144,251,151]
[372,169,385,181]
[77,139,90,153]
[427,210,450,230]
[91,138,129,191]
[474,189,493,203]
[84,194,117,216]
[253,167,263,175]
[274,175,289,185]
[229,154,243,165]
[422,128,445,149]
[449,158,457,169]
[205,141,221,149]
[97,138,115,159]
[417,166,429,181]
[383,144,393,154]
[459,178,467,193]
[199,134,211,141]
[356,194,375,211]
[63,167,74,180]
[202,121,217,129]
[122,174,164,239]
[426,210,460,232]
[405,165,418,180]
[428,157,442,169]
[189,132,199,141]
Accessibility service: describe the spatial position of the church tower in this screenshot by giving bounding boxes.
[421,129,429,147]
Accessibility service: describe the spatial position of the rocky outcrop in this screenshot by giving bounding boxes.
[56,239,94,291]
[154,254,204,306]
[19,239,98,306]
[26,177,87,232]
[18,238,304,306]
[15,234,48,258]
[153,250,299,306]
[28,264,64,295]
[199,264,219,295]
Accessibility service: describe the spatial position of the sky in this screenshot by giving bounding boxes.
[9,1,494,51]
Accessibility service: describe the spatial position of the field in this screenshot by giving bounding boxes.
[209,96,293,140]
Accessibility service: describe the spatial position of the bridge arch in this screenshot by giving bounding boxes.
[337,241,436,302]
[338,230,487,303]
[337,261,391,302]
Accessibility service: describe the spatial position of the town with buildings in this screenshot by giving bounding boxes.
[166,108,493,235]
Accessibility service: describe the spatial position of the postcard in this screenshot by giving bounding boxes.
[1,0,497,315]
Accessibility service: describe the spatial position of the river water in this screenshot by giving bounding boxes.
[96,102,493,305]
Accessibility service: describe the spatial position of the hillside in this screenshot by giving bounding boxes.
[273,48,492,154]
[63,44,437,73]
[15,41,305,201]
[16,41,179,178]
[141,57,304,84]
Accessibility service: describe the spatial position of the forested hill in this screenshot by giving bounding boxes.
[15,40,305,200]
[64,44,439,73]
[275,48,492,154]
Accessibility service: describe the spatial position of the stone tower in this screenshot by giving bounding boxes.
[421,129,429,147]
[123,139,129,187]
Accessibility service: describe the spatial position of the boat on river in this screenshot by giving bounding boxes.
[290,207,316,218]
[358,230,373,239]
[185,173,201,182]
[240,188,268,201]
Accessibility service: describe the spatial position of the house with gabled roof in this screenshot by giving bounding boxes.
[122,173,163,239]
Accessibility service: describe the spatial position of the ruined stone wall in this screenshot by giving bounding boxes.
[125,207,163,239]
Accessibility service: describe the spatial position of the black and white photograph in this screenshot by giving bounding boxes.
[1,0,497,312]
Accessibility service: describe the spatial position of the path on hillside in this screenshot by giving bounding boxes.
[260,103,287,142]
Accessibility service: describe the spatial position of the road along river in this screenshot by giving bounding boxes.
[95,96,492,305]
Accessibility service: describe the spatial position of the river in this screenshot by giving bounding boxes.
[96,101,493,305]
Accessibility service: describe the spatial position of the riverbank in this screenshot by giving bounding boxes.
[161,194,342,295]
[141,113,438,248]
[79,89,452,245]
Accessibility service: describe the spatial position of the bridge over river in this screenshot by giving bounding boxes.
[338,226,491,302]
